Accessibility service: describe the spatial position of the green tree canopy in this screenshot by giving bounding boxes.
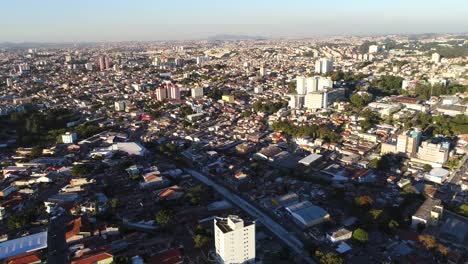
[353,228,369,243]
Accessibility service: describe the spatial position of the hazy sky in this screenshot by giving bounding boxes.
[1,0,468,42]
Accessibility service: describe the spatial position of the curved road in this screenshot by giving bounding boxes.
[186,169,315,264]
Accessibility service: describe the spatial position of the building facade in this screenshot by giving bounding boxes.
[214,215,255,264]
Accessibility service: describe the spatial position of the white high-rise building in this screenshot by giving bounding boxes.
[314,58,333,74]
[259,66,266,77]
[305,92,324,109]
[318,77,333,91]
[296,76,307,95]
[214,215,255,264]
[191,87,204,98]
[369,45,381,54]
[306,76,319,93]
[289,94,305,109]
[432,53,441,63]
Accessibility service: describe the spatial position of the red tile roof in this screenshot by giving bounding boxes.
[147,248,183,264]
[71,252,113,264]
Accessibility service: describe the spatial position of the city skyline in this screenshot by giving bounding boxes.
[2,0,468,42]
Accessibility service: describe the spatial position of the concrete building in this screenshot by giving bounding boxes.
[432,53,441,64]
[424,167,450,184]
[62,132,77,144]
[306,76,319,93]
[85,63,93,71]
[222,95,235,103]
[414,141,449,166]
[98,56,106,71]
[411,198,443,229]
[254,86,263,94]
[214,215,255,264]
[397,130,421,157]
[191,87,204,98]
[305,92,324,109]
[318,77,333,91]
[315,58,333,74]
[285,201,330,228]
[259,66,266,77]
[289,94,304,109]
[156,87,167,101]
[168,86,181,100]
[296,76,307,95]
[369,45,381,54]
[115,101,126,112]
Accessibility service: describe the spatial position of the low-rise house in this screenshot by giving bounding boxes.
[411,198,443,229]
[327,227,352,243]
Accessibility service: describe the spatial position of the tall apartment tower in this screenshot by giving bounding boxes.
[397,130,422,157]
[214,215,255,264]
[296,76,307,95]
[168,85,181,100]
[259,66,266,77]
[432,53,441,64]
[306,76,320,93]
[98,56,106,71]
[314,58,333,74]
[156,87,167,101]
[104,56,111,69]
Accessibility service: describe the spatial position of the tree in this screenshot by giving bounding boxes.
[388,220,399,230]
[110,198,120,209]
[353,228,369,243]
[350,93,371,109]
[418,235,437,250]
[71,164,92,177]
[423,164,433,172]
[317,252,344,264]
[7,214,28,231]
[458,204,468,217]
[193,234,210,248]
[355,195,373,208]
[30,146,43,159]
[436,244,449,256]
[371,75,404,96]
[155,209,174,225]
[359,109,380,131]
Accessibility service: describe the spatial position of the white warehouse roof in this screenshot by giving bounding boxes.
[0,231,47,260]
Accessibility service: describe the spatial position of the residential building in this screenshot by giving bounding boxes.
[62,132,77,144]
[432,52,441,63]
[315,58,333,74]
[411,198,443,229]
[214,215,255,264]
[156,87,167,101]
[191,87,204,98]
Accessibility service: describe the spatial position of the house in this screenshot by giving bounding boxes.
[411,198,443,229]
[327,227,353,243]
[71,252,113,264]
[146,247,183,264]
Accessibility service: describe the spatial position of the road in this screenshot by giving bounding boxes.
[186,169,315,264]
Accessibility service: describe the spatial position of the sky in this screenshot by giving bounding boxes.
[1,0,468,42]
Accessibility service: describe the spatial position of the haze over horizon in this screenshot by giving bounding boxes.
[2,0,468,42]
